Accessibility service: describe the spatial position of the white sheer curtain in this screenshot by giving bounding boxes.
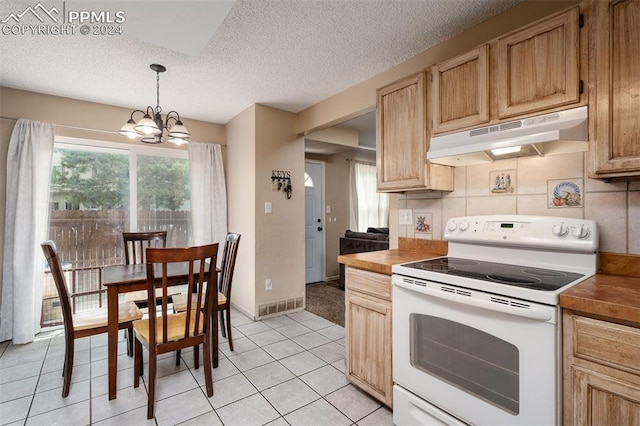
[1,119,55,344]
[349,160,389,232]
[188,142,227,259]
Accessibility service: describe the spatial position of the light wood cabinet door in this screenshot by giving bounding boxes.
[376,72,454,192]
[589,0,640,179]
[376,72,427,191]
[563,312,640,425]
[432,45,490,134]
[496,7,581,119]
[345,269,393,408]
[570,367,640,426]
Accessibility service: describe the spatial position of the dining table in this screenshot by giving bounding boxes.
[102,262,218,400]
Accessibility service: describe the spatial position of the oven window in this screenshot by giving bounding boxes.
[410,314,519,415]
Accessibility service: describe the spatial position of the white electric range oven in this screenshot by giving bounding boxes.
[392,215,598,426]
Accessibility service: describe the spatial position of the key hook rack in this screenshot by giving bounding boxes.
[271,170,292,199]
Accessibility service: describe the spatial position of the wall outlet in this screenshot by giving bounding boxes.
[265,278,273,291]
[399,209,413,225]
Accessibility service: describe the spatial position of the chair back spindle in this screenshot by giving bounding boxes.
[123,231,167,265]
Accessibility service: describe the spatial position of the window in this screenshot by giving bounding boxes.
[349,160,389,232]
[42,137,190,326]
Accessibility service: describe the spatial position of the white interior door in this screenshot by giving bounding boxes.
[305,161,324,284]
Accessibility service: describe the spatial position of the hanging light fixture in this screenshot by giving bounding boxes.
[118,64,191,145]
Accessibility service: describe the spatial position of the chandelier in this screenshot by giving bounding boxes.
[118,64,190,145]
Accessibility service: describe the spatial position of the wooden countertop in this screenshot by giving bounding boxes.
[560,273,640,326]
[338,238,448,275]
[560,252,640,326]
[338,249,443,276]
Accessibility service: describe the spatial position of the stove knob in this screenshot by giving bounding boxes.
[447,221,458,232]
[459,221,470,232]
[572,224,591,239]
[552,223,569,237]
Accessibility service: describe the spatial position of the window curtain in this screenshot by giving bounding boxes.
[349,160,389,232]
[1,119,55,344]
[188,142,227,260]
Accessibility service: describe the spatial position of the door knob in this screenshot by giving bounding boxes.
[317,227,323,231]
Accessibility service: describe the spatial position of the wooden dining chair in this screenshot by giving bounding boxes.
[122,231,168,307]
[122,231,172,354]
[173,232,241,351]
[133,243,218,419]
[215,232,241,351]
[41,241,143,397]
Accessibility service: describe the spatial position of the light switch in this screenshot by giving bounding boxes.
[326,205,331,213]
[265,202,272,214]
[399,209,412,225]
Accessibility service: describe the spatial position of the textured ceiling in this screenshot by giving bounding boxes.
[0,0,524,127]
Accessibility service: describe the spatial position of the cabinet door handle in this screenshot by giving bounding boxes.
[317,227,323,231]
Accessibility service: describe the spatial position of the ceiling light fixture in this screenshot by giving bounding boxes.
[118,64,190,145]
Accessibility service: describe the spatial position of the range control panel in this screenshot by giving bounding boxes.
[444,215,598,253]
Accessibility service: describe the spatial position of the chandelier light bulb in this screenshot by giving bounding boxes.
[118,119,139,139]
[134,114,162,136]
[167,120,191,139]
[168,137,188,146]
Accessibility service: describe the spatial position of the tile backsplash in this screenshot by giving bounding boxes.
[397,152,639,255]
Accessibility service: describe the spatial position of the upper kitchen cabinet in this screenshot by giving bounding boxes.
[589,0,640,180]
[431,45,490,134]
[430,6,584,136]
[496,7,581,119]
[376,72,453,192]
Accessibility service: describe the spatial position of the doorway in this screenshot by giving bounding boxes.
[304,160,325,284]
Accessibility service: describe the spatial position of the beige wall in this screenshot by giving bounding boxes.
[254,105,305,313]
[225,104,305,318]
[0,87,225,145]
[225,105,257,317]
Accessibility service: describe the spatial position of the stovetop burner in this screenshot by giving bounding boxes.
[487,273,541,285]
[403,257,584,291]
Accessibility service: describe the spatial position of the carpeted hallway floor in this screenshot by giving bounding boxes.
[305,280,345,327]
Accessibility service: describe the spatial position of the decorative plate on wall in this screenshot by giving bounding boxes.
[548,179,582,208]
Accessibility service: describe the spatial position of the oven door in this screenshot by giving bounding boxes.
[392,275,560,426]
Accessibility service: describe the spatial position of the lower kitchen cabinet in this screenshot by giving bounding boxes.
[344,266,393,407]
[563,311,640,425]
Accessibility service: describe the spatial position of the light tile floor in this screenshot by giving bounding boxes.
[0,309,393,425]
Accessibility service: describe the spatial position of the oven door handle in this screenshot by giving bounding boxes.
[394,279,553,322]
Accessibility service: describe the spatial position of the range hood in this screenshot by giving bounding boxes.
[427,106,588,166]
